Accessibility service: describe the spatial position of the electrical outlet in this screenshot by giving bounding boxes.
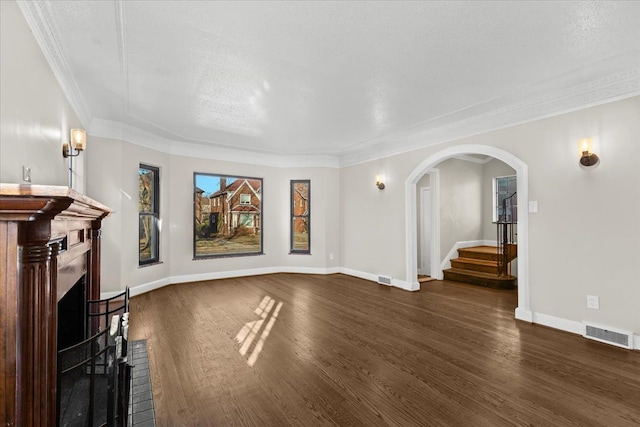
[329,253,334,260]
[22,166,32,182]
[587,295,599,310]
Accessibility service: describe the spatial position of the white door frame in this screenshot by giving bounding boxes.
[405,144,532,322]
[419,186,432,276]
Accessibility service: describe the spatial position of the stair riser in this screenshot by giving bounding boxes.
[450,260,498,274]
[443,271,516,290]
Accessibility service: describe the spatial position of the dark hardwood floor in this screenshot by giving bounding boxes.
[129,274,640,426]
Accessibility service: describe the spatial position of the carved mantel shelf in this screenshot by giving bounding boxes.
[0,183,112,222]
[0,184,112,427]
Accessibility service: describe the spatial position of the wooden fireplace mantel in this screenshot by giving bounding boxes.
[0,184,112,427]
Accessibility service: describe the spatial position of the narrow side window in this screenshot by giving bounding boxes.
[290,180,310,254]
[139,164,160,265]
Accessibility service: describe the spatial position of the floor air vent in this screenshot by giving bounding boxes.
[583,323,633,349]
[377,275,392,286]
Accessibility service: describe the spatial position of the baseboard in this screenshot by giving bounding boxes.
[338,267,377,283]
[531,312,584,335]
[279,266,341,275]
[339,268,420,292]
[514,307,533,322]
[128,277,171,298]
[441,240,494,271]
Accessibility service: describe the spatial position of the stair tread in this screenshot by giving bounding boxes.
[451,257,498,266]
[445,267,516,280]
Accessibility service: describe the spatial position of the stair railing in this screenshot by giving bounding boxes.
[496,192,517,276]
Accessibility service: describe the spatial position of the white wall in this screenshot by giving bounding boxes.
[437,158,484,260]
[340,160,408,281]
[340,96,640,336]
[0,0,85,192]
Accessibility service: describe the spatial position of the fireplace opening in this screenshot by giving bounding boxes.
[58,275,87,350]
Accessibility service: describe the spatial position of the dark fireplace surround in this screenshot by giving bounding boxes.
[0,184,112,427]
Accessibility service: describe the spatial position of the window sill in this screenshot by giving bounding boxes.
[289,252,311,255]
[138,261,163,269]
[193,252,266,260]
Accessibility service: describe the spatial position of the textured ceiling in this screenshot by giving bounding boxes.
[19,1,640,165]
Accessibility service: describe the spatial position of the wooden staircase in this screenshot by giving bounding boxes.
[443,245,517,289]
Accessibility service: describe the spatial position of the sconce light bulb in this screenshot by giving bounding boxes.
[579,138,593,155]
[69,128,86,151]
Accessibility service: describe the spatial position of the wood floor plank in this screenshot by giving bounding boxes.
[129,273,640,426]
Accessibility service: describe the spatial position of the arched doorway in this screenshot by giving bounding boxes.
[405,144,532,321]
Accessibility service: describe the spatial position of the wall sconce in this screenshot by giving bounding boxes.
[375,174,385,190]
[578,137,599,167]
[62,128,87,158]
[63,128,87,189]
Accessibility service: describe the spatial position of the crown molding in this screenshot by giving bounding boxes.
[339,66,640,167]
[89,118,341,168]
[16,0,93,128]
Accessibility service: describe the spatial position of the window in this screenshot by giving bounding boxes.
[139,164,160,265]
[290,180,310,254]
[493,175,517,223]
[194,173,263,258]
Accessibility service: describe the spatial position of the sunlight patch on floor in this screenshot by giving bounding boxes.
[235,295,283,367]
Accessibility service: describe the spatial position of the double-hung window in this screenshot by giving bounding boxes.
[139,164,160,265]
[290,180,310,254]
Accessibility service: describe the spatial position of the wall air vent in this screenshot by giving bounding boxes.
[583,322,633,349]
[377,275,392,286]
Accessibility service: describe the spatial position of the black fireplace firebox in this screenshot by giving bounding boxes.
[58,276,87,351]
[57,284,131,427]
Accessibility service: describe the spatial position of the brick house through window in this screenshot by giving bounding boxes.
[208,178,261,236]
